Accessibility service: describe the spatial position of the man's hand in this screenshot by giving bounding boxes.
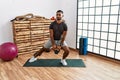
[52,44,56,50]
[57,45,61,50]
[51,45,61,50]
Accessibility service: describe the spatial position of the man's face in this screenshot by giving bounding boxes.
[56,12,63,20]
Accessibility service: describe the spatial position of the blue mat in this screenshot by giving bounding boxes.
[23,59,86,67]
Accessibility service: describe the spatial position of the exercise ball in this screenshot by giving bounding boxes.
[0,42,18,61]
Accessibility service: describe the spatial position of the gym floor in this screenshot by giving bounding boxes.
[0,49,120,80]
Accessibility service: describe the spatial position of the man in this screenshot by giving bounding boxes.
[29,10,70,66]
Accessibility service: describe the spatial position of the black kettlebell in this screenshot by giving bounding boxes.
[54,48,60,54]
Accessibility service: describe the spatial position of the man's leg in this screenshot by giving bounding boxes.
[33,47,45,57]
[33,47,50,57]
[62,46,70,59]
[29,39,52,62]
[29,47,46,62]
[60,41,70,66]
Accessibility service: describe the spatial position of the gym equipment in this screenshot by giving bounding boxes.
[50,16,55,20]
[24,59,86,67]
[54,45,61,54]
[0,42,18,61]
[79,37,88,55]
[54,48,60,54]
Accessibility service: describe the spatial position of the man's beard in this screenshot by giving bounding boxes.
[57,18,62,20]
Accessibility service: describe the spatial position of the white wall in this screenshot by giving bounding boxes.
[0,0,77,49]
[61,0,77,48]
[0,0,61,44]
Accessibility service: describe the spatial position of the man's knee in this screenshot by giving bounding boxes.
[63,47,70,54]
[38,47,45,52]
[44,48,50,52]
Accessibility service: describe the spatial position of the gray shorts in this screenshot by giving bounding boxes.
[44,39,68,48]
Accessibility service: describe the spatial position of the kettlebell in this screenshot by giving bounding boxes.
[53,43,61,54]
[54,49,60,54]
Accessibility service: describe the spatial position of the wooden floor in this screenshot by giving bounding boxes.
[0,50,120,80]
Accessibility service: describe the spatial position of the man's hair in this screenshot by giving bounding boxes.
[56,10,63,14]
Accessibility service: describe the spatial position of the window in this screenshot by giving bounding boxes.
[77,0,120,60]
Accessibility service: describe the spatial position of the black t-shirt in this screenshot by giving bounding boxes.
[49,21,67,40]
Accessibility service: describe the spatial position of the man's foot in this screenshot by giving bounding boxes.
[61,59,67,66]
[29,56,37,62]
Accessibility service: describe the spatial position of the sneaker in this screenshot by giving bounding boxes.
[61,59,67,66]
[29,56,37,63]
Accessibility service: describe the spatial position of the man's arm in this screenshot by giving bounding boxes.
[60,31,67,45]
[49,29,55,46]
